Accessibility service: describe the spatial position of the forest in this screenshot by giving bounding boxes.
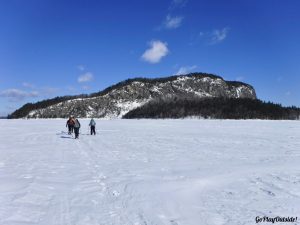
[123,97,300,120]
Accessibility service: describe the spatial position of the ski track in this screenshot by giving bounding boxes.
[0,119,300,225]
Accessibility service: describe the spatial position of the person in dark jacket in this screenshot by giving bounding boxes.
[74,118,81,139]
[89,118,96,135]
[66,117,75,134]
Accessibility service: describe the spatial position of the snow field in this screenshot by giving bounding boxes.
[0,119,299,225]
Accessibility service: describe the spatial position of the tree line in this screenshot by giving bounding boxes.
[123,97,300,120]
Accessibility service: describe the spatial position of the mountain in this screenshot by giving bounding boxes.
[9,73,256,119]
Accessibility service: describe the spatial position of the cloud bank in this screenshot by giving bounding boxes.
[0,89,39,101]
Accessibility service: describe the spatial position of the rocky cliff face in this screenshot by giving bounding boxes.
[21,73,257,118]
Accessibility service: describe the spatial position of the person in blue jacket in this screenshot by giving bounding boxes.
[89,118,96,135]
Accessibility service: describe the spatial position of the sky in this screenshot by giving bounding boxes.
[0,0,300,116]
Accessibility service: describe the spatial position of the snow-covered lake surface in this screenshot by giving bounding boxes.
[0,119,299,225]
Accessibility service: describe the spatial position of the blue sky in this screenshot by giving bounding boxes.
[0,0,300,116]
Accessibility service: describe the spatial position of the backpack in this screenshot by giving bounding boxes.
[90,119,96,126]
[74,119,80,128]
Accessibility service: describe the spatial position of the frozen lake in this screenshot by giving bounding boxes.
[0,119,299,225]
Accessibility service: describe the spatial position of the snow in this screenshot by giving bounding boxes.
[150,86,162,93]
[28,110,37,117]
[175,76,190,82]
[86,106,95,118]
[200,77,213,82]
[0,119,299,225]
[132,81,144,86]
[116,100,149,117]
[236,86,243,98]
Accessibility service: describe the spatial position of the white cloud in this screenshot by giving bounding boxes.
[0,89,39,101]
[141,40,169,64]
[170,0,188,9]
[192,27,230,46]
[78,72,94,83]
[164,15,183,29]
[210,27,230,44]
[176,65,197,75]
[22,82,35,89]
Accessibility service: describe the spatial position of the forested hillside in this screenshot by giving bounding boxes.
[123,97,300,120]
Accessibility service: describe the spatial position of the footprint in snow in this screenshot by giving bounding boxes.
[112,190,120,197]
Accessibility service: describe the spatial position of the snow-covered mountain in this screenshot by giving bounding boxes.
[13,73,257,118]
